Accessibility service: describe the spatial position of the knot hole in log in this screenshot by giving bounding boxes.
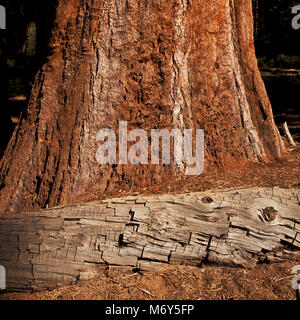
[260,207,278,222]
[201,197,213,204]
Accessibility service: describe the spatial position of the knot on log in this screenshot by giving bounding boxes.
[201,197,213,204]
[262,207,278,222]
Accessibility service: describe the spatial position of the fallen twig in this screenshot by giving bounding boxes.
[137,287,155,298]
[283,122,296,147]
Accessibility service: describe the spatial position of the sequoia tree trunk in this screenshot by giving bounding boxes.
[0,0,285,213]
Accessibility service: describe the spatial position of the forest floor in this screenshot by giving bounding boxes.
[95,141,300,202]
[0,261,299,300]
[0,142,300,300]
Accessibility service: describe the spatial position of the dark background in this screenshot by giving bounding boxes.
[253,0,300,144]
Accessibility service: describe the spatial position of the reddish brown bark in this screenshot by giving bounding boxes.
[0,0,284,213]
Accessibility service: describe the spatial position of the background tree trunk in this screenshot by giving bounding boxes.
[0,0,284,213]
[0,29,10,158]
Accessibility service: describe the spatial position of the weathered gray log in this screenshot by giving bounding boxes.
[0,187,300,291]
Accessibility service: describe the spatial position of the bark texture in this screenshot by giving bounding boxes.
[0,187,299,291]
[0,0,284,213]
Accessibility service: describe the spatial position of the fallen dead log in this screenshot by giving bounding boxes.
[0,187,299,291]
